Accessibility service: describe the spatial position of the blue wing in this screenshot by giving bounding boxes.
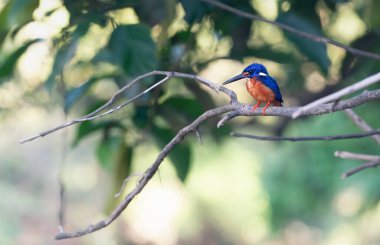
[259,76,283,102]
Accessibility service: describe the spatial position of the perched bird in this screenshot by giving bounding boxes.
[223,63,283,115]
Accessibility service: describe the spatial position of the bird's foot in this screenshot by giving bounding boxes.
[261,102,271,115]
[252,102,261,112]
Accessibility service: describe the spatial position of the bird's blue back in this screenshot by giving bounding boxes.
[257,75,283,102]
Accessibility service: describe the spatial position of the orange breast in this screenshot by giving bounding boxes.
[246,78,276,103]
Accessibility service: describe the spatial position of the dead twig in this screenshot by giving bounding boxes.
[341,160,380,179]
[231,129,380,142]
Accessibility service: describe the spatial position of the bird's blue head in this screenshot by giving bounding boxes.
[223,63,269,85]
[243,63,268,77]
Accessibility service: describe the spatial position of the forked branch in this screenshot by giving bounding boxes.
[20,70,380,240]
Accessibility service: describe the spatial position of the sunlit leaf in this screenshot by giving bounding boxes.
[45,23,90,90]
[0,38,41,82]
[94,24,157,78]
[0,0,39,44]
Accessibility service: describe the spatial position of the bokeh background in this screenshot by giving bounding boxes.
[1,0,380,244]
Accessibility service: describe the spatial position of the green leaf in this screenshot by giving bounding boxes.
[105,141,134,213]
[0,0,39,44]
[277,13,330,74]
[45,23,90,90]
[96,136,123,170]
[0,38,41,82]
[64,74,114,111]
[160,96,203,119]
[94,24,157,77]
[135,0,166,26]
[73,120,125,146]
[132,105,150,129]
[180,0,209,24]
[152,124,191,182]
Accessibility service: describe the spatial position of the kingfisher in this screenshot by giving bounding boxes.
[223,63,283,115]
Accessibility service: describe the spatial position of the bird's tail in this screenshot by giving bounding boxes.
[273,101,283,107]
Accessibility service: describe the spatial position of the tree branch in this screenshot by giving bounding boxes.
[201,0,380,61]
[335,151,380,162]
[217,89,380,127]
[341,160,380,179]
[291,72,380,118]
[19,69,380,240]
[231,129,380,142]
[344,109,380,146]
[19,71,234,144]
[335,151,380,178]
[54,104,236,240]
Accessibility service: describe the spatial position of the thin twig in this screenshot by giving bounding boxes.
[195,128,203,145]
[344,109,380,146]
[114,173,142,198]
[202,0,380,61]
[335,151,380,178]
[341,160,380,179]
[19,71,225,144]
[291,72,380,118]
[335,151,380,162]
[231,129,380,142]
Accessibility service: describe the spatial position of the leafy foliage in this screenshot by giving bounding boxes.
[94,24,157,77]
[0,39,41,82]
[2,0,380,241]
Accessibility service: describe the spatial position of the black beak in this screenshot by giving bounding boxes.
[223,74,246,85]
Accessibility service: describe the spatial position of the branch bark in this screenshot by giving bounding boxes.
[341,160,380,179]
[291,72,380,118]
[202,0,380,61]
[231,129,380,142]
[19,70,380,240]
[54,105,236,240]
[217,89,380,127]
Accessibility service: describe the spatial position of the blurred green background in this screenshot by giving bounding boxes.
[1,0,380,244]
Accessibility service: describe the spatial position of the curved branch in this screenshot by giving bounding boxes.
[19,68,380,240]
[19,71,235,144]
[54,104,235,240]
[202,0,380,61]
